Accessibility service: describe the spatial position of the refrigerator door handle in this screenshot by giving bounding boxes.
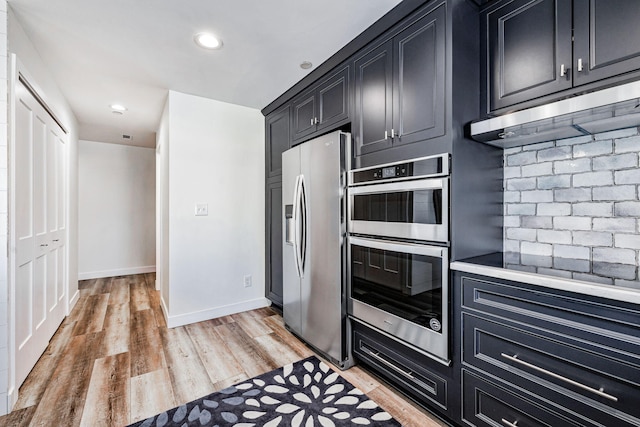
[298,175,309,278]
[291,175,302,276]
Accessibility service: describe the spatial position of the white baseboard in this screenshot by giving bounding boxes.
[78,265,156,280]
[166,297,272,328]
[68,289,80,314]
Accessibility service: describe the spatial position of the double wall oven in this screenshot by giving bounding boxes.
[347,154,450,364]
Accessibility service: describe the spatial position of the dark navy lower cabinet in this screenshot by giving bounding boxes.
[462,370,583,427]
[351,319,457,423]
[455,271,640,427]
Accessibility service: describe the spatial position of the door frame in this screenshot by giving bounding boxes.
[8,54,72,409]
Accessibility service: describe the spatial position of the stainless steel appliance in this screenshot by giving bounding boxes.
[347,154,451,364]
[282,130,352,369]
[471,80,640,147]
[348,154,449,243]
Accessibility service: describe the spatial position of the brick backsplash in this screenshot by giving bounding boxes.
[503,127,640,288]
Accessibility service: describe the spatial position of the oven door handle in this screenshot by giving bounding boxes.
[349,236,447,258]
[348,178,445,195]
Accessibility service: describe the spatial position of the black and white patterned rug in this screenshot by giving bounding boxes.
[129,355,400,426]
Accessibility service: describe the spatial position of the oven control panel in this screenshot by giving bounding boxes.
[349,153,449,185]
[373,165,408,179]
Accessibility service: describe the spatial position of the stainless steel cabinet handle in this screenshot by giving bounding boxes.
[362,345,415,380]
[314,117,319,125]
[501,418,518,427]
[501,353,618,402]
[578,58,584,72]
[560,63,567,77]
[310,118,314,126]
[391,128,395,138]
[384,130,388,140]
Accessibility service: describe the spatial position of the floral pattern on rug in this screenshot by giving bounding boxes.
[130,355,400,426]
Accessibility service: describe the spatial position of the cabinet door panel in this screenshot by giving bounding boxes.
[266,106,291,178]
[266,181,283,306]
[292,92,316,141]
[394,6,445,146]
[487,0,572,111]
[317,66,349,131]
[574,0,640,86]
[354,40,394,156]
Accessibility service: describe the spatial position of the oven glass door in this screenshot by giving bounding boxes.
[349,237,447,333]
[349,178,448,242]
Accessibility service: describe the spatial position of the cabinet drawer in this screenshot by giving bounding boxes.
[352,321,448,410]
[462,369,583,427]
[460,275,640,362]
[463,313,640,426]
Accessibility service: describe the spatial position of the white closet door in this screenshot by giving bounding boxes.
[14,79,67,388]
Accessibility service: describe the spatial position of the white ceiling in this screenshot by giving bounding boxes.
[8,0,403,147]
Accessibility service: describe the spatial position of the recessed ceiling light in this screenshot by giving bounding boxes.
[110,104,127,112]
[300,61,313,70]
[194,32,223,50]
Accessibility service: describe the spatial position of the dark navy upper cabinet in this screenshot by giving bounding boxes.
[573,0,640,86]
[265,104,291,178]
[292,65,349,143]
[483,0,640,114]
[484,0,573,112]
[354,40,394,156]
[393,7,446,147]
[354,5,445,157]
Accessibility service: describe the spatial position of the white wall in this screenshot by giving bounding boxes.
[157,98,170,311]
[159,90,267,327]
[78,140,155,279]
[6,6,79,412]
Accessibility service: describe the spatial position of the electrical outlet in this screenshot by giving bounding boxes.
[195,204,208,216]
[243,275,252,287]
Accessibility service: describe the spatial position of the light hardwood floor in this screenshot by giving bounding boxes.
[0,274,447,426]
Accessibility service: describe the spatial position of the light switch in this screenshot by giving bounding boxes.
[195,204,208,216]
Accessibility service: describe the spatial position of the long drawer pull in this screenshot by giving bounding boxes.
[362,345,415,380]
[501,353,618,402]
[501,419,518,427]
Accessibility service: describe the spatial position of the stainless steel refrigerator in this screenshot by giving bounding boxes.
[282,130,352,369]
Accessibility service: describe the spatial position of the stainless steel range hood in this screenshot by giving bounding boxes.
[470,80,640,148]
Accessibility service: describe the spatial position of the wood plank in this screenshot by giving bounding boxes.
[262,315,314,358]
[129,310,165,377]
[130,368,176,424]
[72,293,109,336]
[212,373,249,392]
[0,405,36,427]
[29,332,104,427]
[93,277,113,294]
[79,352,130,427]
[102,303,130,356]
[160,326,215,404]
[184,321,244,383]
[14,322,76,409]
[214,322,276,377]
[367,385,447,427]
[78,279,95,290]
[129,277,151,312]
[108,278,130,306]
[254,333,303,367]
[232,310,273,338]
[146,287,166,328]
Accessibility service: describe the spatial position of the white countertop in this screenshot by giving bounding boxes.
[451,260,640,306]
